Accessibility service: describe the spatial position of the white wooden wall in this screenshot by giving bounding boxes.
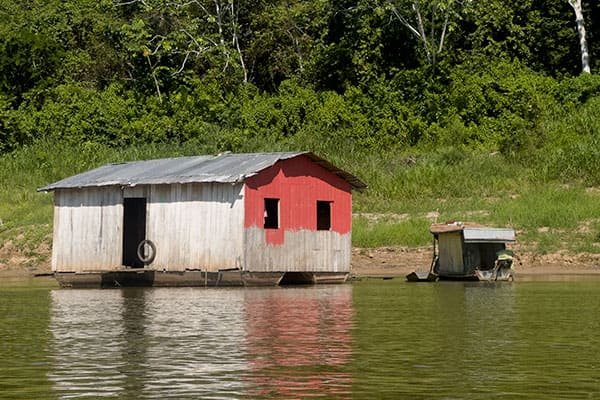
[51,183,245,272]
[146,183,244,271]
[52,188,123,271]
[244,227,351,272]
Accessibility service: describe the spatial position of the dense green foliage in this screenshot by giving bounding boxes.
[1,0,600,256]
[1,0,599,153]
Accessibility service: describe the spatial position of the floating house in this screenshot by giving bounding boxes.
[430,222,516,281]
[39,152,366,287]
[407,222,517,282]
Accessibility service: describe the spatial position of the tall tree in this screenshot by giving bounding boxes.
[384,0,462,68]
[568,0,591,73]
[116,0,250,98]
[457,0,581,76]
[246,0,327,91]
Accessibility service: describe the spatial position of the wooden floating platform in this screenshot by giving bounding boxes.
[54,269,349,288]
[406,270,514,282]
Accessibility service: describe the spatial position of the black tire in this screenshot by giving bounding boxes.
[137,239,156,265]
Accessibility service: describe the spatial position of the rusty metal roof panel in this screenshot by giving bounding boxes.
[39,152,367,191]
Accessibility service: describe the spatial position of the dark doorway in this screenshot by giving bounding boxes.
[123,198,147,268]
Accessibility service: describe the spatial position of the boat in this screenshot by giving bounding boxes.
[405,270,438,282]
[406,222,516,282]
[406,251,439,282]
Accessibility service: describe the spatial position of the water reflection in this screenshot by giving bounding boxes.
[0,287,54,399]
[352,281,518,398]
[510,282,600,397]
[140,288,248,399]
[5,279,600,398]
[47,285,353,399]
[48,289,129,397]
[352,280,600,399]
[242,286,353,398]
[437,282,518,398]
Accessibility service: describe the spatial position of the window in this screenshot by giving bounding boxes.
[316,201,331,231]
[264,198,279,229]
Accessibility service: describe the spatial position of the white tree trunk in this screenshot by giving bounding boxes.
[568,0,591,74]
[388,0,453,68]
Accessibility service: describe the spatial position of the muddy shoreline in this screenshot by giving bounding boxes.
[351,245,600,277]
[2,245,599,280]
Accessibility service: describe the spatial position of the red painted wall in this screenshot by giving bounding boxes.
[244,155,353,245]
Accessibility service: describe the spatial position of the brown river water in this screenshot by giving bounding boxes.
[1,276,600,399]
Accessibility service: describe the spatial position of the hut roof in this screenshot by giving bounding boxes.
[430,222,483,234]
[38,151,367,192]
[430,222,515,243]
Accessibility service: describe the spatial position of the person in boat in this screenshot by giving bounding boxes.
[495,249,514,270]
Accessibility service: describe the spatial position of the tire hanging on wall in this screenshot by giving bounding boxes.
[137,239,156,265]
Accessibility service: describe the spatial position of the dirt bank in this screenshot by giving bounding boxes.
[351,245,600,277]
[2,241,600,280]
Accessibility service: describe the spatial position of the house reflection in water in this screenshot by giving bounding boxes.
[242,285,353,398]
[48,289,131,397]
[47,285,353,399]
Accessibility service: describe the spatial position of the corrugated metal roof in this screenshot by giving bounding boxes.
[463,227,516,243]
[430,222,483,234]
[38,151,367,192]
[431,223,515,243]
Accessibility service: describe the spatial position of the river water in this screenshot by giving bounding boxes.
[1,277,600,399]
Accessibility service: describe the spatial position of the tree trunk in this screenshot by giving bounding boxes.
[568,0,591,74]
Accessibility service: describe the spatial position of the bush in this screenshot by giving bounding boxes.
[444,59,558,151]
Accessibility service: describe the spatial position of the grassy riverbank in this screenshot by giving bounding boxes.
[1,138,599,274]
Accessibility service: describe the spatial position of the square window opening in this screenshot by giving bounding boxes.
[264,198,279,229]
[317,201,332,231]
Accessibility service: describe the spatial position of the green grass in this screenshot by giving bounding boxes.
[352,217,432,248]
[351,184,600,252]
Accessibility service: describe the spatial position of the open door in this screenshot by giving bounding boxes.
[123,198,147,268]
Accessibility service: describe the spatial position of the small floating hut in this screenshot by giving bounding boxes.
[407,222,516,282]
[431,222,516,281]
[39,152,366,287]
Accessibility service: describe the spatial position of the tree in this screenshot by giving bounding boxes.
[567,0,591,73]
[116,0,249,99]
[384,0,463,68]
[246,0,327,91]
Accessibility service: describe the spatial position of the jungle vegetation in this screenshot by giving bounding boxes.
[1,0,600,259]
